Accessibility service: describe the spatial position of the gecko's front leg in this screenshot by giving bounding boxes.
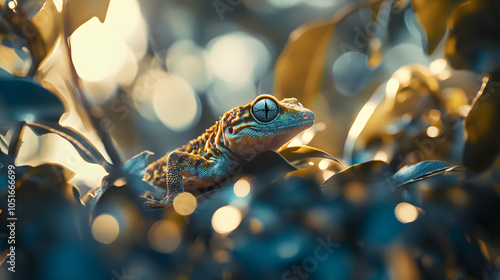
[143,151,215,208]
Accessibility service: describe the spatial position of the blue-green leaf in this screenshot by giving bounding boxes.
[0,76,65,124]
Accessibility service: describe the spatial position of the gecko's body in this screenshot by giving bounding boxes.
[142,95,314,207]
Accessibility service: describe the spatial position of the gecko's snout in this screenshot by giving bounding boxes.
[302,111,314,121]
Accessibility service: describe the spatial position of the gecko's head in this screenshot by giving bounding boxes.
[221,94,314,159]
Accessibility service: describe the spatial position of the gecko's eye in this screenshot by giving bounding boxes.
[252,97,278,123]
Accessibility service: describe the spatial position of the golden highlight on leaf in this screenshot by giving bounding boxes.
[412,0,466,54]
[64,0,111,36]
[274,20,335,107]
[279,145,345,169]
[462,73,500,172]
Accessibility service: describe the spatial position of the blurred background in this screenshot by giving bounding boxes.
[1,0,500,279]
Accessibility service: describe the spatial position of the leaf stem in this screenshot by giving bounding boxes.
[8,122,26,158]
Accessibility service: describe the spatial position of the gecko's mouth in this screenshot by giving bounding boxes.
[252,119,314,132]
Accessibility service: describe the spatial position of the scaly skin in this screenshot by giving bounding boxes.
[142,95,314,207]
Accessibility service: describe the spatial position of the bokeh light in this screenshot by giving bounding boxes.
[426,126,440,138]
[212,206,242,234]
[70,0,146,103]
[148,220,182,253]
[173,192,197,216]
[395,202,419,224]
[277,241,299,259]
[207,80,257,116]
[318,159,330,170]
[91,214,120,244]
[332,51,372,96]
[233,178,251,198]
[70,3,142,82]
[131,66,167,121]
[152,74,201,131]
[207,32,271,85]
[166,40,212,92]
[301,128,315,145]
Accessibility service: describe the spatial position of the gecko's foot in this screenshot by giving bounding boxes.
[140,196,174,208]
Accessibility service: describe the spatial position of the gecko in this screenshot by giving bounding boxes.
[142,94,314,207]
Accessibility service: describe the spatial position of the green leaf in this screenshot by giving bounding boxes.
[0,76,65,124]
[462,73,500,172]
[279,145,345,169]
[26,121,113,172]
[64,0,111,36]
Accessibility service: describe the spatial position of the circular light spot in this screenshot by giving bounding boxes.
[166,40,212,92]
[8,0,17,9]
[301,129,315,144]
[395,202,419,223]
[207,32,270,84]
[344,181,366,202]
[233,178,251,198]
[148,220,182,253]
[92,214,120,244]
[212,206,242,234]
[332,51,372,96]
[152,74,201,131]
[249,217,263,234]
[173,192,197,216]
[213,250,231,263]
[428,109,441,122]
[70,18,126,82]
[426,126,440,138]
[318,159,330,170]
[315,122,326,131]
[277,241,299,259]
[132,67,168,121]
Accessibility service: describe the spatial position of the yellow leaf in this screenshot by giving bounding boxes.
[274,20,335,107]
[412,0,465,54]
[64,0,111,36]
[279,145,345,169]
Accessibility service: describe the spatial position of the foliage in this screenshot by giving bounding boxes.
[1,0,500,279]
